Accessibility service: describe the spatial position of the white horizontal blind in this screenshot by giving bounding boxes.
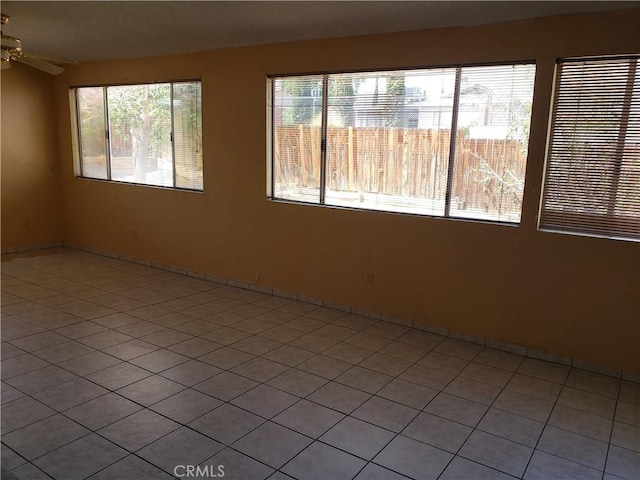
[173,82,203,190]
[272,75,324,203]
[324,69,455,216]
[76,87,108,180]
[540,56,640,241]
[450,64,536,223]
[74,81,203,191]
[270,63,535,223]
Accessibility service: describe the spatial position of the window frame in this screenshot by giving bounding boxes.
[267,60,536,225]
[70,79,203,192]
[538,55,640,242]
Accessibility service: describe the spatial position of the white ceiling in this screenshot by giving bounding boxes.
[2,1,638,64]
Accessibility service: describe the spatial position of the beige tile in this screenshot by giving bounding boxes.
[6,365,78,395]
[538,425,608,470]
[460,362,513,388]
[478,408,544,447]
[443,375,501,405]
[101,339,159,361]
[506,373,562,402]
[115,321,165,337]
[397,330,445,350]
[566,369,620,399]
[230,335,282,355]
[360,353,412,377]
[335,366,393,394]
[605,445,640,480]
[374,435,452,480]
[320,416,394,460]
[379,341,429,362]
[517,358,570,384]
[403,412,472,453]
[298,354,351,379]
[199,346,254,369]
[352,396,418,432]
[267,368,328,397]
[307,381,371,414]
[378,378,438,410]
[424,392,488,427]
[262,344,316,366]
[364,322,408,340]
[616,400,640,427]
[323,342,373,364]
[344,332,392,351]
[620,382,640,405]
[289,333,338,352]
[282,441,366,480]
[33,377,108,411]
[399,364,454,390]
[233,421,311,468]
[64,392,143,430]
[612,421,640,452]
[231,384,298,418]
[205,448,274,480]
[459,430,533,477]
[87,454,173,480]
[433,338,482,360]
[493,389,555,422]
[557,386,617,418]
[98,410,180,452]
[474,348,524,371]
[273,399,344,438]
[548,404,613,442]
[418,351,470,375]
[137,427,224,475]
[87,362,152,390]
[524,450,602,480]
[167,337,222,358]
[259,325,305,343]
[128,348,190,373]
[189,403,264,444]
[33,434,127,480]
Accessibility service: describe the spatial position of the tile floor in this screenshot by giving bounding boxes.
[1,247,639,480]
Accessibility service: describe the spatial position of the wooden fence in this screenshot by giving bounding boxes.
[274,125,527,217]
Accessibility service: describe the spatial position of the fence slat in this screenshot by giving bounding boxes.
[274,125,526,217]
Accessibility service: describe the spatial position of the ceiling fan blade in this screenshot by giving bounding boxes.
[16,56,65,75]
[25,52,79,65]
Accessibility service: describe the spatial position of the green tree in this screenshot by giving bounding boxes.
[383,72,406,127]
[107,84,171,182]
[281,78,323,125]
[280,76,365,126]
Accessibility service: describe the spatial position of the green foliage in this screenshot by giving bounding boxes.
[107,83,171,160]
[329,76,363,126]
[279,76,365,126]
[382,72,406,128]
[280,77,322,125]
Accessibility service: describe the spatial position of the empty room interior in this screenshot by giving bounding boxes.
[1,1,639,479]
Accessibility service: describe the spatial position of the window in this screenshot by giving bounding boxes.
[72,81,203,190]
[540,56,639,241]
[269,63,535,223]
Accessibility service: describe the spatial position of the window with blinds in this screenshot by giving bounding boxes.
[72,81,203,191]
[540,56,639,241]
[269,63,535,223]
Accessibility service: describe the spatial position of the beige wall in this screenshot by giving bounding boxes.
[2,62,63,249]
[45,9,640,372]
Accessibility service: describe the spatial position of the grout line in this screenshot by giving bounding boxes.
[600,380,623,480]
[34,243,632,383]
[2,247,639,480]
